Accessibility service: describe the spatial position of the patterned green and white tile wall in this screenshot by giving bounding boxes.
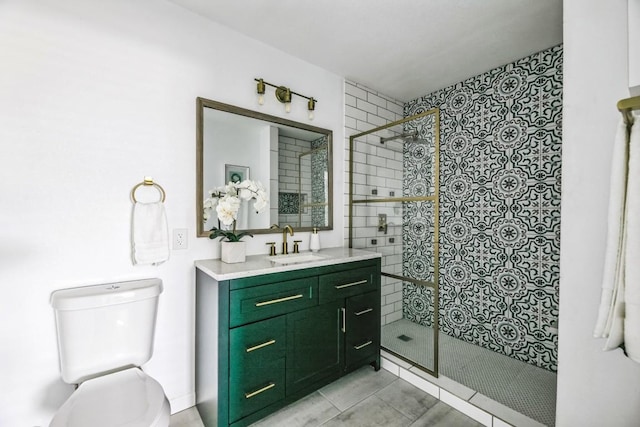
[403,45,562,371]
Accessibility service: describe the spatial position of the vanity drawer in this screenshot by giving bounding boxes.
[230,316,286,362]
[345,291,379,365]
[319,266,376,304]
[230,277,318,327]
[229,356,285,422]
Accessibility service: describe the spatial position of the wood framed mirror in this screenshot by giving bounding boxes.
[196,97,333,237]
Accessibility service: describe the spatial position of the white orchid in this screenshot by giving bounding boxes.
[253,197,267,213]
[202,197,218,221]
[216,195,241,226]
[203,179,269,241]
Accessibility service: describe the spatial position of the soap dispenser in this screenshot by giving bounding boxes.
[309,228,320,252]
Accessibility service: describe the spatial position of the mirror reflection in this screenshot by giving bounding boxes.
[196,98,333,237]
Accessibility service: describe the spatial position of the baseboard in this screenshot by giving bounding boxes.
[170,392,196,414]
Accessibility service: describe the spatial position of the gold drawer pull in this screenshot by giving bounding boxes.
[355,308,373,316]
[245,382,275,399]
[246,339,276,353]
[335,279,367,289]
[354,340,373,350]
[255,294,303,307]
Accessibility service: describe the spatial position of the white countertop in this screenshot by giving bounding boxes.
[195,246,381,281]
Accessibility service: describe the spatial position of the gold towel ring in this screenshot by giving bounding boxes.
[131,177,166,203]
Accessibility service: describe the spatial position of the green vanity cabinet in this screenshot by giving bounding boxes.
[195,255,381,427]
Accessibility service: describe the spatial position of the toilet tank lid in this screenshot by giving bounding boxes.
[51,278,163,311]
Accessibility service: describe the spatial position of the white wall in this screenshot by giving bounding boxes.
[0,1,344,425]
[558,0,640,425]
[629,0,640,95]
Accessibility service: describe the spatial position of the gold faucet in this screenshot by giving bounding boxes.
[282,225,294,255]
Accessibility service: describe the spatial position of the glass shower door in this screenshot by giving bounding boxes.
[348,109,440,376]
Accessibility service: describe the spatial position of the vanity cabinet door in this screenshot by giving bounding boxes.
[344,290,380,369]
[285,300,343,395]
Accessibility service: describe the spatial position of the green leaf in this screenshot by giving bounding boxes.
[208,227,254,242]
[235,231,254,241]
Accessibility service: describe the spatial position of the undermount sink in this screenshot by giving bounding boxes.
[267,253,328,265]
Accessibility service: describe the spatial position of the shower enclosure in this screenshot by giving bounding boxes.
[348,108,440,376]
[346,45,561,426]
[278,135,330,228]
[347,96,558,427]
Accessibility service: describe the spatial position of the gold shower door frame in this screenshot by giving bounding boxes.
[348,108,440,377]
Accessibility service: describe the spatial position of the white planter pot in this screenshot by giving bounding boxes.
[220,241,246,264]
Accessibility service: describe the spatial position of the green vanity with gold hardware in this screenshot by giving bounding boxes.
[195,247,381,427]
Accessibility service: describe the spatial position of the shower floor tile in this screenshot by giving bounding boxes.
[381,319,557,426]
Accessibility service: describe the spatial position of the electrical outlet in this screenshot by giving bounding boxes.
[173,228,188,250]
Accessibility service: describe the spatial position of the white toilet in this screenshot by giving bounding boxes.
[49,278,171,427]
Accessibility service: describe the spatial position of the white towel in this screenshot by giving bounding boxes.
[594,119,628,341]
[624,118,640,361]
[594,116,640,362]
[132,202,169,265]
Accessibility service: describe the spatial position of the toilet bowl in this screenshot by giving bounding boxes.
[50,368,170,427]
[50,279,170,427]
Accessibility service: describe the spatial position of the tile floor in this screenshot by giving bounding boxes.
[382,319,556,426]
[169,366,483,427]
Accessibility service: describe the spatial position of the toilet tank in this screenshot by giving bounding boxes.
[51,278,163,384]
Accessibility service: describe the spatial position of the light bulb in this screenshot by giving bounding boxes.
[285,102,291,113]
[307,97,316,121]
[256,78,266,106]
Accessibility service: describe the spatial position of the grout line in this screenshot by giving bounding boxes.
[318,391,341,413]
[317,381,383,413]
[316,394,341,427]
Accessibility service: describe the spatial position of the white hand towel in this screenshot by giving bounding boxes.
[594,119,629,339]
[624,118,640,361]
[132,202,169,265]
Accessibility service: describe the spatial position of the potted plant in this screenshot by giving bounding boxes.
[203,180,268,263]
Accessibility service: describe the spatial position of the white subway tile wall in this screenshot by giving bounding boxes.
[279,136,313,227]
[344,81,405,325]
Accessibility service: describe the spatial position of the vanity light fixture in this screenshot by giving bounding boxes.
[255,78,317,119]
